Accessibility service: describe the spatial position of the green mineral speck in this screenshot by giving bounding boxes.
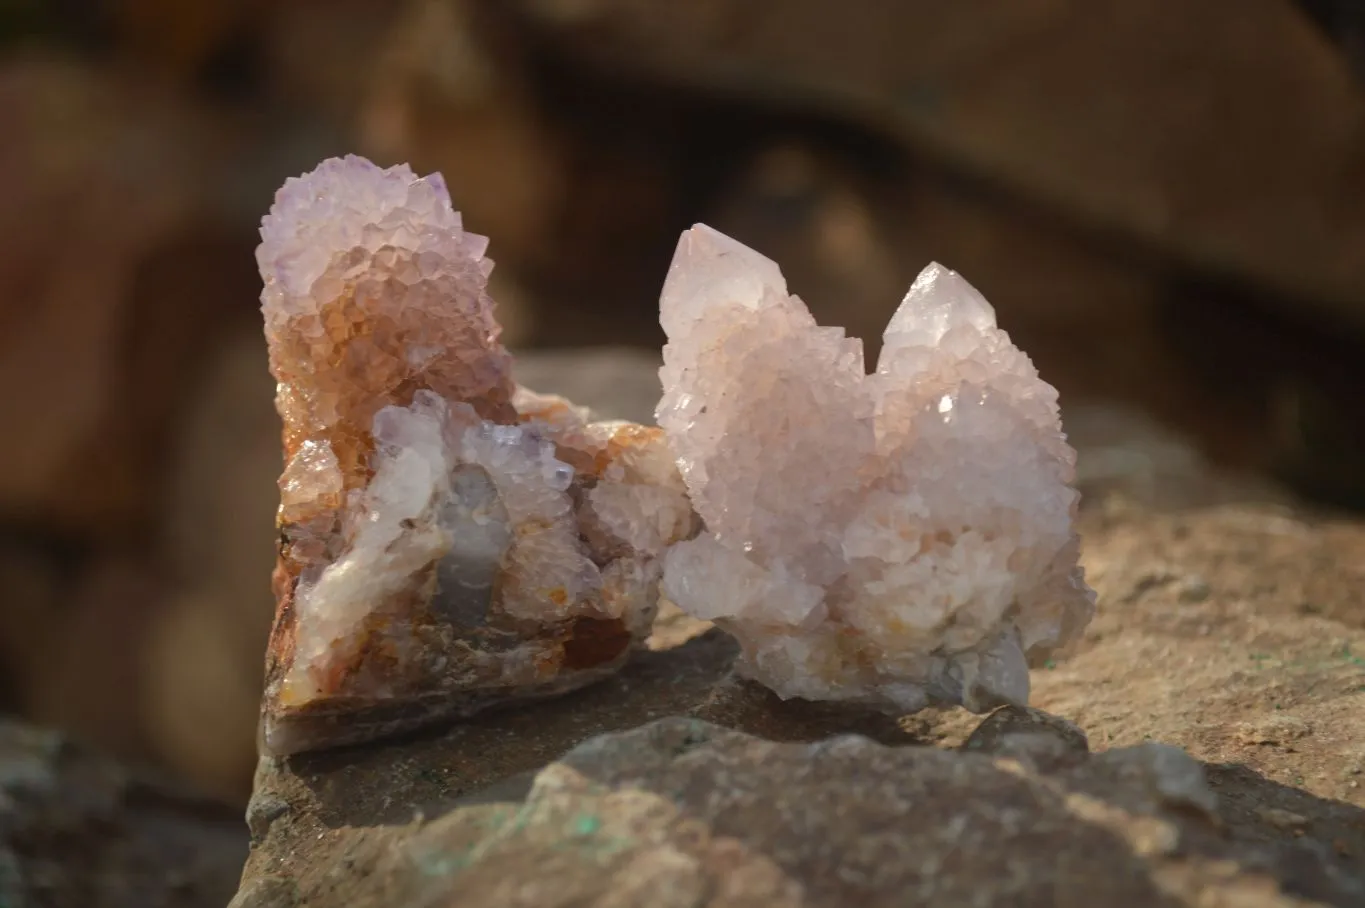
[572,815,601,836]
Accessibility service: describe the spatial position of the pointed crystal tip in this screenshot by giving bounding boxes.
[660,225,788,335]
[884,262,998,347]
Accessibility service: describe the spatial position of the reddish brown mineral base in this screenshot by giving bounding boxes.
[259,419,677,755]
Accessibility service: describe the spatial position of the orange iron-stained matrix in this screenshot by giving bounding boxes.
[256,156,694,755]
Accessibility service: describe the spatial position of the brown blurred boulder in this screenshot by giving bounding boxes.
[150,331,280,800]
[0,57,267,800]
[0,57,257,538]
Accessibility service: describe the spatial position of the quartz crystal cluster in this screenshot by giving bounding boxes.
[257,156,693,755]
[255,153,1094,753]
[657,226,1096,714]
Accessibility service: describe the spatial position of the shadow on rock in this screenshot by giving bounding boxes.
[255,630,920,834]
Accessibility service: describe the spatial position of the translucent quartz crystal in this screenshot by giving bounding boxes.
[657,226,1096,714]
[257,156,693,755]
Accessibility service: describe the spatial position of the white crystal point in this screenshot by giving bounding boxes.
[882,262,997,351]
[659,224,790,338]
[656,227,1096,716]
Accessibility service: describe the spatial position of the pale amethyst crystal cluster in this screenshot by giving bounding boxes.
[256,156,692,755]
[255,156,1094,754]
[656,226,1096,713]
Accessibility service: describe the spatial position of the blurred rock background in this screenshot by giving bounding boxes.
[0,0,1362,808]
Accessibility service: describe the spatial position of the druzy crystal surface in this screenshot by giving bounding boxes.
[657,226,1096,714]
[257,156,692,755]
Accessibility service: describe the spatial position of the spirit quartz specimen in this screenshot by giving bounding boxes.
[256,156,693,755]
[656,226,1096,714]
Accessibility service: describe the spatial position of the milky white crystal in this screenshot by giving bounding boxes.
[255,156,694,752]
[657,226,1096,713]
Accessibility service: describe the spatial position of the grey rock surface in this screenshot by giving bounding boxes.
[0,718,246,908]
[236,717,1362,907]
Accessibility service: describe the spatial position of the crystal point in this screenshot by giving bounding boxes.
[657,226,1095,715]
[883,262,998,352]
[659,224,789,337]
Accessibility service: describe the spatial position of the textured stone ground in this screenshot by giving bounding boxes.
[230,485,1365,906]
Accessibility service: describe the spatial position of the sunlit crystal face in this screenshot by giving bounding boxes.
[259,157,455,298]
[656,225,1095,714]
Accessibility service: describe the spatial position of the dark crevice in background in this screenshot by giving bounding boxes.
[1296,0,1365,80]
[0,0,267,103]
[0,523,96,590]
[1163,275,1365,512]
[0,0,114,55]
[193,18,265,103]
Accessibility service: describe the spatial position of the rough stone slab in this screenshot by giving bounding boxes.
[233,497,1365,906]
[237,717,1363,907]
